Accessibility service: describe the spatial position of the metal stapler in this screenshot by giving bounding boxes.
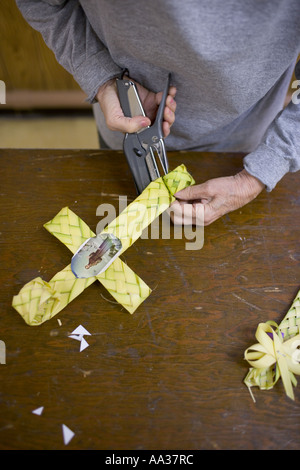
[116,70,170,194]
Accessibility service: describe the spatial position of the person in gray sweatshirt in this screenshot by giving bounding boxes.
[16,0,300,225]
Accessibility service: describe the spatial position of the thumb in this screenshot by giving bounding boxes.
[108,114,151,134]
[175,182,210,202]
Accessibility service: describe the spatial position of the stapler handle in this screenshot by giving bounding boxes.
[153,73,171,136]
[116,74,146,119]
[116,78,133,117]
[116,71,171,128]
[138,73,171,144]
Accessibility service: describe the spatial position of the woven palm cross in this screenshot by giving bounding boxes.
[12,165,195,326]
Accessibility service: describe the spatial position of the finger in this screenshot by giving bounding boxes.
[203,203,220,226]
[166,93,177,112]
[162,121,171,138]
[170,201,204,226]
[161,102,176,137]
[169,200,183,225]
[107,113,151,133]
[164,105,176,127]
[155,86,177,106]
[203,200,229,226]
[175,182,211,202]
[200,198,210,204]
[172,200,225,226]
[168,86,177,99]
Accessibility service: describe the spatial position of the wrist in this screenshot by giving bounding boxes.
[234,169,265,200]
[96,78,116,102]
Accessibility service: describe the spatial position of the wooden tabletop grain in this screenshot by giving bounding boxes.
[0,148,299,451]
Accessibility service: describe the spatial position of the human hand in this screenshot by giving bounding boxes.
[96,77,176,136]
[170,170,265,226]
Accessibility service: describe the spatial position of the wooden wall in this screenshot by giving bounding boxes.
[0,0,88,109]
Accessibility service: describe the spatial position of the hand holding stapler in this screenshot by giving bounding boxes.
[116,71,171,194]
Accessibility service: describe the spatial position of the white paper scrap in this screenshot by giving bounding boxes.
[68,334,83,342]
[62,424,75,445]
[70,325,91,336]
[68,325,91,352]
[32,406,44,416]
[79,337,89,352]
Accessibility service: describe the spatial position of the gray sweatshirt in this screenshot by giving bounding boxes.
[16,0,300,191]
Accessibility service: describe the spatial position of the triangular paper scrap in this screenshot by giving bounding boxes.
[62,424,75,445]
[79,337,89,352]
[70,325,91,336]
[68,334,83,342]
[32,406,44,416]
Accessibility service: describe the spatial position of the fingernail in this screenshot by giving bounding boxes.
[141,119,149,127]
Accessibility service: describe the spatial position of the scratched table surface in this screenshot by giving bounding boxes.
[0,148,300,450]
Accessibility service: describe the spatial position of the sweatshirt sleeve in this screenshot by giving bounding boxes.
[16,0,122,102]
[243,58,300,192]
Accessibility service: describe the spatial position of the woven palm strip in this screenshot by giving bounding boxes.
[163,164,196,196]
[12,267,96,326]
[46,207,153,314]
[12,208,151,325]
[244,288,300,393]
[12,164,195,325]
[278,290,300,340]
[102,164,195,251]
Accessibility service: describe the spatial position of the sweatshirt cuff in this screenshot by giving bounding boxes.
[73,49,122,103]
[243,143,290,192]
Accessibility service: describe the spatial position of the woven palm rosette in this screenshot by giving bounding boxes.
[12,164,195,326]
[244,288,300,400]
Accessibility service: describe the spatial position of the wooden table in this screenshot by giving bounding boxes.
[0,148,299,451]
